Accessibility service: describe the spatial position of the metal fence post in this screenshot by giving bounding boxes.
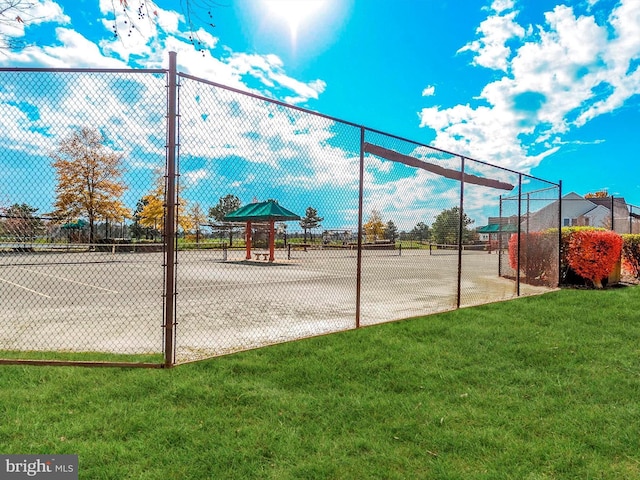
[526,193,530,234]
[456,156,465,309]
[516,174,522,296]
[611,196,615,231]
[355,127,365,328]
[498,195,503,276]
[558,180,563,287]
[163,51,178,368]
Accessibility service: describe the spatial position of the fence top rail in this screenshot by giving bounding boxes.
[0,67,166,74]
[177,71,559,188]
[177,71,364,128]
[500,185,562,199]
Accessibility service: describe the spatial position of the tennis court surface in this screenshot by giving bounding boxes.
[0,246,553,363]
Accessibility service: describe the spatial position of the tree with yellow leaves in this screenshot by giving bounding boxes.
[364,210,385,242]
[51,127,131,244]
[138,169,192,236]
[585,190,609,198]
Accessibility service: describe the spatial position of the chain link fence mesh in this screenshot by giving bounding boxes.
[361,130,463,319]
[0,69,168,363]
[1,61,562,367]
[174,75,362,362]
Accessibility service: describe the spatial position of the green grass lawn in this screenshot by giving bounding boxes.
[1,288,639,479]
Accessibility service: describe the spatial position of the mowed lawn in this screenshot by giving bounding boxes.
[1,287,639,479]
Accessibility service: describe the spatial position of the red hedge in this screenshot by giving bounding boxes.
[508,232,558,286]
[558,227,605,285]
[567,230,622,288]
[622,234,640,279]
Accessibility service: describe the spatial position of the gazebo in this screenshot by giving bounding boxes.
[223,200,301,262]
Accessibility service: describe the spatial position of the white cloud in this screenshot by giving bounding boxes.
[224,53,326,104]
[489,0,515,14]
[4,28,127,68]
[421,0,640,176]
[98,0,113,15]
[182,169,210,186]
[155,8,182,34]
[0,0,69,47]
[422,85,435,96]
[458,11,525,71]
[229,174,256,189]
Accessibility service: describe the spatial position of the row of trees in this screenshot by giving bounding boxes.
[3,127,477,245]
[363,208,476,245]
[0,127,327,245]
[0,203,44,241]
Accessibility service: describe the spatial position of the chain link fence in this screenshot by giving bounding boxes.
[0,54,560,367]
[0,67,168,367]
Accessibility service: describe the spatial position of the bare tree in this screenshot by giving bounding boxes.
[50,127,131,244]
[2,0,224,52]
[108,0,222,50]
[1,0,38,50]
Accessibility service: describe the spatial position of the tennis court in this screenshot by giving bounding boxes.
[0,246,552,362]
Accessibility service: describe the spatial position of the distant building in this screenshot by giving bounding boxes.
[477,217,518,242]
[477,192,640,245]
[497,192,640,234]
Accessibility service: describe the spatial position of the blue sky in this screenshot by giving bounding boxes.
[1,0,640,231]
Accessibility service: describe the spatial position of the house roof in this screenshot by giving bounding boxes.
[588,197,629,212]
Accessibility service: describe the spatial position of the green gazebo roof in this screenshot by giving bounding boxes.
[60,219,88,229]
[477,223,518,233]
[223,200,301,222]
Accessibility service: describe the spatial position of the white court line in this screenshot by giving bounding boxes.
[17,267,120,294]
[0,277,53,298]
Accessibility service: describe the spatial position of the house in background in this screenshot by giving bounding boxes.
[558,192,611,228]
[477,192,640,242]
[584,196,639,233]
[519,192,639,233]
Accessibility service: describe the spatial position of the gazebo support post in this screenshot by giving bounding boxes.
[269,220,275,262]
[245,221,252,260]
